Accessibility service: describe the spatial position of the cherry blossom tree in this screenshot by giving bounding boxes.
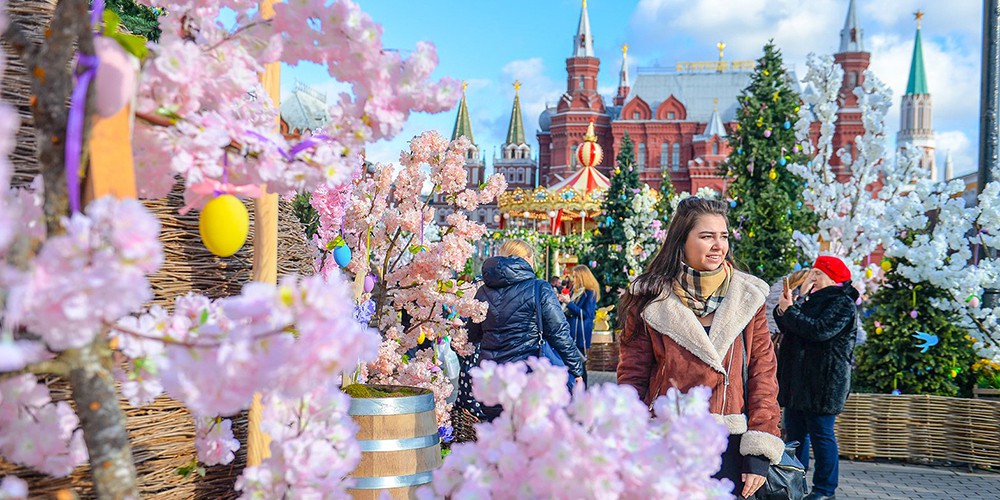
[0,0,458,496]
[788,54,923,291]
[310,131,506,427]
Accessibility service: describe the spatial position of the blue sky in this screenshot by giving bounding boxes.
[280,0,984,180]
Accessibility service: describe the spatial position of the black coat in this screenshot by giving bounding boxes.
[468,256,584,377]
[774,281,859,415]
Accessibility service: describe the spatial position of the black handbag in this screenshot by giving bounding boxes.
[741,331,808,500]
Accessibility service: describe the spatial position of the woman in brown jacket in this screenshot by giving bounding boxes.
[617,197,783,499]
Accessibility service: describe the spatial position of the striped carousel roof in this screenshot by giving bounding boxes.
[548,165,611,194]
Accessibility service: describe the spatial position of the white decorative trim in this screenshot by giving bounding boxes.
[641,271,769,374]
[739,430,785,465]
[712,413,748,434]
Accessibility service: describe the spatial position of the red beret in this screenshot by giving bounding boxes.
[813,255,851,283]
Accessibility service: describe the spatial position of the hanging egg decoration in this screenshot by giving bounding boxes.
[737,147,744,155]
[729,200,737,208]
[199,194,250,258]
[880,260,892,272]
[779,157,787,166]
[768,168,777,180]
[969,296,981,308]
[364,274,377,293]
[783,121,791,129]
[909,309,919,319]
[333,243,353,267]
[793,262,802,271]
[865,268,874,279]
[764,129,772,138]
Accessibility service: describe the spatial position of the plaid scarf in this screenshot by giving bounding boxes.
[672,261,733,318]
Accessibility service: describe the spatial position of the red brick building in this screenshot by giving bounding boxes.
[537,0,871,194]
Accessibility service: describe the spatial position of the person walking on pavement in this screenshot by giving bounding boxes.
[617,197,783,499]
[468,239,584,421]
[774,255,859,500]
[565,264,599,386]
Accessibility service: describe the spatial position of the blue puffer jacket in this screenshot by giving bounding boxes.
[468,256,584,378]
[565,289,596,351]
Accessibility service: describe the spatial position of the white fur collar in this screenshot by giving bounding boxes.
[640,271,769,374]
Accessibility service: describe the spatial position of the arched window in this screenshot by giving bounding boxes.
[579,76,586,90]
[571,144,579,168]
[671,143,681,171]
[712,142,719,155]
[918,104,924,130]
[637,143,646,169]
[660,143,670,169]
[848,71,858,90]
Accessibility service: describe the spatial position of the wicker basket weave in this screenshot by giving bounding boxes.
[836,393,1000,469]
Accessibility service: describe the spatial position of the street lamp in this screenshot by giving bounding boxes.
[981,0,1000,308]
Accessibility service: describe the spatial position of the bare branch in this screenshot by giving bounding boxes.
[0,358,72,381]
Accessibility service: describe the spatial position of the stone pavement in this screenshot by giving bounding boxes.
[588,372,1000,499]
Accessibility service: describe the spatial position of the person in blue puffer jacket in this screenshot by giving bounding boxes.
[564,264,599,386]
[467,239,583,421]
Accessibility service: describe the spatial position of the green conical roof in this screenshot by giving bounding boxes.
[905,27,928,95]
[451,90,474,142]
[505,89,526,146]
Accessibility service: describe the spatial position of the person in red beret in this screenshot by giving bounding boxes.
[773,255,859,500]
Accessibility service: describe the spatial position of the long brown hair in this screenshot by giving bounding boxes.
[571,265,601,302]
[618,197,736,339]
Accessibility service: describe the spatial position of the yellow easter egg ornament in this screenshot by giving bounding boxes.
[880,260,892,272]
[199,194,250,257]
[865,268,874,279]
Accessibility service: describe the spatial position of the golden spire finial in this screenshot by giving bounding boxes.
[462,81,468,93]
[513,80,521,95]
[914,10,924,28]
[713,97,719,111]
[622,43,629,56]
[717,41,726,60]
[583,117,597,142]
[582,0,587,8]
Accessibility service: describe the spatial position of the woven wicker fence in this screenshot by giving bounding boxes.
[836,393,1000,469]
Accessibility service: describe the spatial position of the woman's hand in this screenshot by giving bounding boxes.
[741,473,766,498]
[777,286,793,314]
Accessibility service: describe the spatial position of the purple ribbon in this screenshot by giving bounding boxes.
[244,130,330,162]
[64,0,105,213]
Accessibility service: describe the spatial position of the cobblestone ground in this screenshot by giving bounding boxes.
[588,372,1000,499]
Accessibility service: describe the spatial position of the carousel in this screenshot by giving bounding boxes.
[494,120,611,277]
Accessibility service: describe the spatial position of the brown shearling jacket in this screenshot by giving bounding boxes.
[617,271,785,464]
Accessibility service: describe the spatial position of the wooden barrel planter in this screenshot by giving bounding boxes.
[347,385,442,499]
[586,330,619,372]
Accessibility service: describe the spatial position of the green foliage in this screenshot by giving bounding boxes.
[583,132,641,309]
[854,269,979,397]
[292,192,320,241]
[105,0,162,42]
[723,42,813,283]
[655,170,676,222]
[488,229,593,278]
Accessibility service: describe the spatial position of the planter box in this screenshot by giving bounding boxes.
[836,393,1000,468]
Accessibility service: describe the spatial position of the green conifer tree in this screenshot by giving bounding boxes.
[655,170,676,222]
[723,42,813,283]
[854,266,978,397]
[106,0,162,42]
[586,132,640,309]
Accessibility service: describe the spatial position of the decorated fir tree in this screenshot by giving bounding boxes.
[655,169,677,222]
[586,132,640,309]
[723,42,813,283]
[107,0,162,42]
[854,265,978,397]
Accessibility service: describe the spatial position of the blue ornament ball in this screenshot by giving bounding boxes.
[783,121,791,129]
[737,147,744,155]
[729,200,737,208]
[793,263,802,271]
[333,244,352,267]
[779,157,787,166]
[796,201,803,209]
[605,216,613,224]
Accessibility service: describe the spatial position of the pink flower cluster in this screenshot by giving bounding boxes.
[0,375,87,477]
[113,273,380,417]
[421,359,733,499]
[4,197,162,351]
[313,131,505,427]
[235,387,360,499]
[133,0,459,208]
[194,416,240,466]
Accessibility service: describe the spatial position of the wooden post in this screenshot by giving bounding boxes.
[246,0,280,467]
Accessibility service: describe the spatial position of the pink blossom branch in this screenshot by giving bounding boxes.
[107,320,295,349]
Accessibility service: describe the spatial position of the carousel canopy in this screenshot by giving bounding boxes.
[498,165,611,220]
